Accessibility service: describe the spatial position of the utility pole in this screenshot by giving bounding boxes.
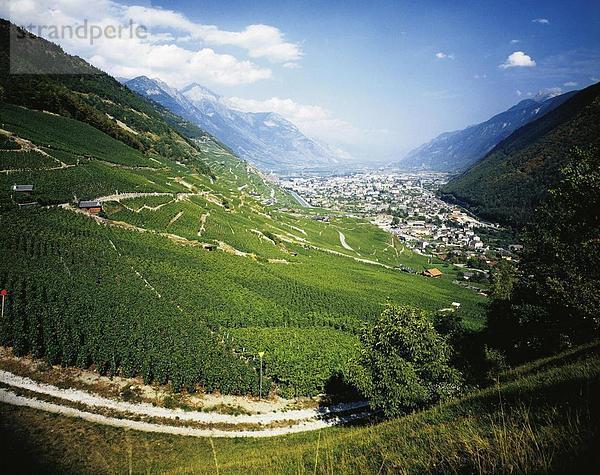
[258,351,265,399]
[1,290,7,319]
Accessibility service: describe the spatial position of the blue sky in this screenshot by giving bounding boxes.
[4,0,600,160]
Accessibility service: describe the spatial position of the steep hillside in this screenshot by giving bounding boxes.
[126,76,342,172]
[0,20,485,397]
[0,20,213,175]
[398,91,574,172]
[2,342,598,473]
[0,101,485,397]
[442,81,600,226]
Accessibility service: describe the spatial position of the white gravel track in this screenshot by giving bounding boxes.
[0,370,370,438]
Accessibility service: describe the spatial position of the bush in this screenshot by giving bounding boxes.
[349,305,462,418]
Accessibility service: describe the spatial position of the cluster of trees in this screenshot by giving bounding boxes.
[349,305,462,417]
[486,148,600,361]
[350,148,599,417]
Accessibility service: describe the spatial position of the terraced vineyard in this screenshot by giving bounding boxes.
[0,97,486,398]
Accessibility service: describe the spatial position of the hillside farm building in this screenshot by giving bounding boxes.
[78,200,103,214]
[12,184,34,194]
[423,268,443,278]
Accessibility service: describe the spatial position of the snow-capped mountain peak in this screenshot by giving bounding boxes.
[180,83,220,103]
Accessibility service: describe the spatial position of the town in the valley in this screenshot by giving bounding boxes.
[280,171,521,282]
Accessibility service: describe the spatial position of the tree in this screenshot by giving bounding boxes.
[522,148,600,341]
[349,305,462,418]
[490,259,516,301]
[487,148,600,360]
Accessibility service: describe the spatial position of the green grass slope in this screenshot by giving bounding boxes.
[442,81,600,226]
[0,18,486,396]
[0,100,486,397]
[1,342,598,474]
[0,19,214,175]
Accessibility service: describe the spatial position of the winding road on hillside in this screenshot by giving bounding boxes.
[0,370,371,438]
[338,231,354,251]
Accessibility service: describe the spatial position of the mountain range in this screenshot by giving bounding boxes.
[442,81,600,226]
[397,91,576,172]
[124,76,343,172]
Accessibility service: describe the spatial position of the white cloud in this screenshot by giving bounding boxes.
[224,96,387,146]
[510,39,521,44]
[592,77,600,82]
[499,51,536,69]
[282,62,301,69]
[516,89,522,96]
[534,87,563,99]
[563,81,578,87]
[124,6,302,63]
[532,18,550,24]
[225,97,329,122]
[474,73,488,79]
[435,52,454,60]
[1,0,303,86]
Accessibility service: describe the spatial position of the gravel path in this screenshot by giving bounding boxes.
[0,388,369,438]
[0,370,369,435]
[338,231,354,251]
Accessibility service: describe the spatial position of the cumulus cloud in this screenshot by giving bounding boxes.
[532,18,550,24]
[224,96,387,147]
[499,51,536,69]
[1,0,303,86]
[563,81,578,87]
[225,97,329,122]
[516,89,522,96]
[435,52,454,60]
[534,87,563,101]
[510,39,521,44]
[122,5,302,63]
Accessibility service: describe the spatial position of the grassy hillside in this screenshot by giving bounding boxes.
[0,19,214,175]
[1,342,598,474]
[442,81,600,226]
[0,100,485,397]
[0,18,488,397]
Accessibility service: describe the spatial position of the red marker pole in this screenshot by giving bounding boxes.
[0,290,7,319]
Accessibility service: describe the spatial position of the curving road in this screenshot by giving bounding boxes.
[0,370,371,438]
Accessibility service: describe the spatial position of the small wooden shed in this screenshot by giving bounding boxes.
[12,184,34,195]
[78,200,103,214]
[423,268,443,278]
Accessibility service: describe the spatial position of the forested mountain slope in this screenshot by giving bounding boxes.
[442,81,600,226]
[0,19,215,175]
[397,91,574,172]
